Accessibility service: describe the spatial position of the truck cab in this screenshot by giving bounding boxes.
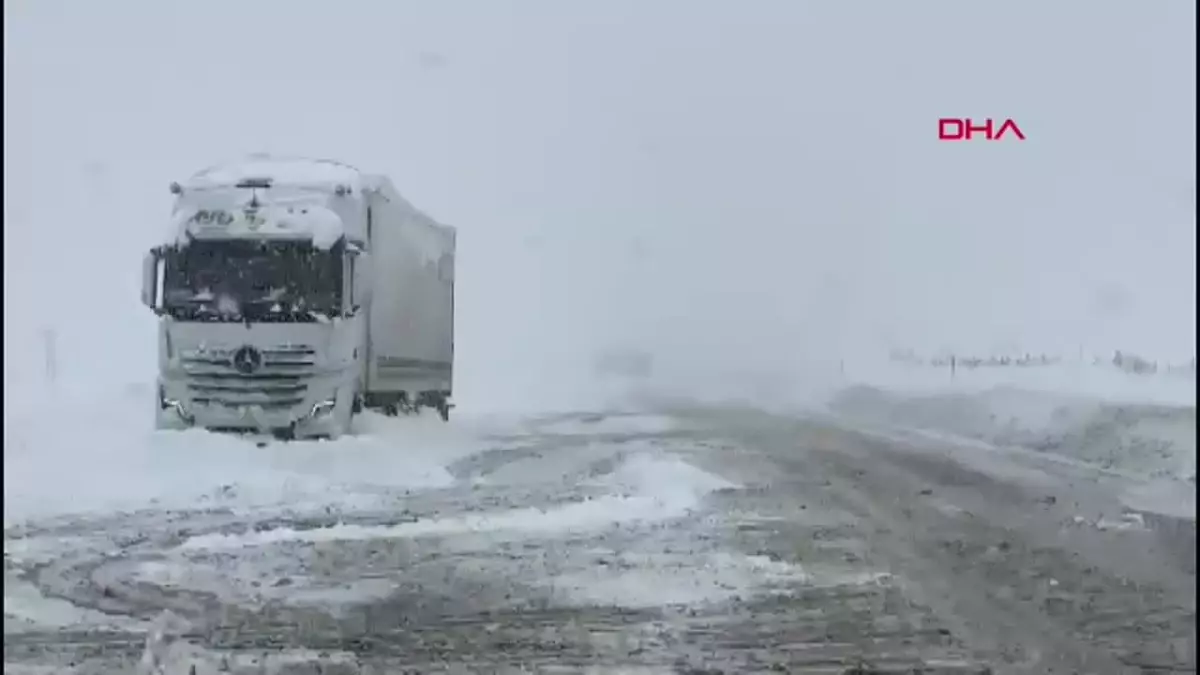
[141,157,370,439]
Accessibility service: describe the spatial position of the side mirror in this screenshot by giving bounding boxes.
[141,248,162,313]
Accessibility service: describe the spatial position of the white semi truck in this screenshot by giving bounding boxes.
[140,155,456,439]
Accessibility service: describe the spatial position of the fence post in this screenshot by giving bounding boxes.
[42,327,58,387]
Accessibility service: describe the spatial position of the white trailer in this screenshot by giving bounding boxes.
[361,177,457,416]
[141,155,456,439]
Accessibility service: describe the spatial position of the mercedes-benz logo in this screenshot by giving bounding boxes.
[232,345,263,374]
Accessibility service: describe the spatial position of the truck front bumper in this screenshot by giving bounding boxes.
[156,379,355,439]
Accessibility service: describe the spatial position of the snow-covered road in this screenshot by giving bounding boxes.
[4,388,1196,673]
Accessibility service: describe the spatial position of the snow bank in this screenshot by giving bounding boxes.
[626,352,1195,415]
[2,382,494,524]
[828,384,1197,520]
[4,575,140,633]
[176,452,735,552]
[838,357,1196,407]
[814,353,1196,510]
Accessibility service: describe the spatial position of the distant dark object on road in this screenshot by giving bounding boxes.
[593,348,654,379]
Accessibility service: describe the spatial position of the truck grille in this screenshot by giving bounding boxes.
[178,346,315,410]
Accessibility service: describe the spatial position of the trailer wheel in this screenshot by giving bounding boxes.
[381,393,412,417]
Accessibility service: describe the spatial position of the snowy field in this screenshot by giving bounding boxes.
[836,357,1195,408]
[818,360,1196,523]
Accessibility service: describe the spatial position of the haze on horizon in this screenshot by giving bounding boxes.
[5,0,1195,406]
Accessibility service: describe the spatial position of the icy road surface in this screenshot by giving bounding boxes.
[4,397,1196,673]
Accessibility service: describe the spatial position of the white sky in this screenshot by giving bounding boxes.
[4,0,1195,401]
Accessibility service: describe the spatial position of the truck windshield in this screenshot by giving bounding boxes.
[161,239,344,322]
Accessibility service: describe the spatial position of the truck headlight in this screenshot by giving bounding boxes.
[159,387,192,421]
[309,399,337,418]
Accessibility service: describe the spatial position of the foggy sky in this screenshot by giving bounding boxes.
[4,0,1195,405]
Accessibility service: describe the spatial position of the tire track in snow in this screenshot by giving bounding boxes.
[698,406,1196,674]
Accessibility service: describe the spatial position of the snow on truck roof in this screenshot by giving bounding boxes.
[169,155,364,249]
[186,154,365,190]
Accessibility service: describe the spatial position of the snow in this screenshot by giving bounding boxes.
[136,638,363,675]
[1112,479,1195,520]
[541,553,891,609]
[186,154,362,191]
[836,357,1196,408]
[453,368,642,417]
[4,576,140,633]
[830,384,1196,482]
[163,154,363,249]
[542,551,806,608]
[527,413,680,437]
[826,368,1197,520]
[128,640,676,675]
[75,440,825,641]
[175,453,734,552]
[3,379,750,646]
[12,361,1182,528]
[3,383,496,524]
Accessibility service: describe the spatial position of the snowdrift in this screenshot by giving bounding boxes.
[2,382,500,524]
[828,384,1196,485]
